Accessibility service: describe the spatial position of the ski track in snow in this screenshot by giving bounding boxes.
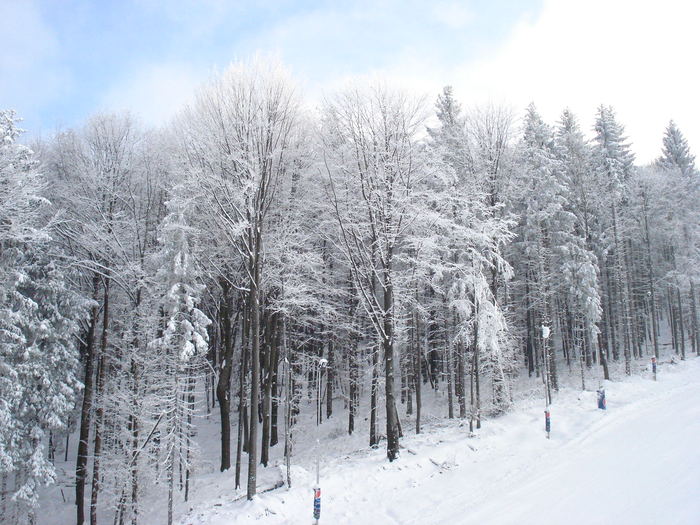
[173,357,700,525]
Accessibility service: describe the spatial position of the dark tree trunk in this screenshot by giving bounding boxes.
[369,343,379,447]
[216,281,234,472]
[525,279,535,377]
[270,370,279,447]
[605,261,619,361]
[184,367,195,502]
[76,275,100,525]
[90,276,110,525]
[676,287,686,360]
[456,338,466,419]
[445,315,454,419]
[326,339,334,419]
[130,358,140,525]
[643,205,660,359]
[414,310,422,434]
[261,312,280,466]
[668,285,677,354]
[690,280,699,356]
[383,264,399,461]
[470,318,481,432]
[348,338,357,435]
[235,301,248,489]
[246,245,261,500]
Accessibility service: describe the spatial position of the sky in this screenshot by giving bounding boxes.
[1,0,698,163]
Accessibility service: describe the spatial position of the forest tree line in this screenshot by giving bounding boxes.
[1,59,698,525]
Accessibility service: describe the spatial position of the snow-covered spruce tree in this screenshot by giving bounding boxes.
[423,86,468,420]
[510,104,569,398]
[428,86,472,178]
[0,111,90,523]
[592,105,637,374]
[424,86,465,418]
[657,120,697,178]
[150,184,210,525]
[426,88,516,420]
[553,109,606,382]
[653,121,699,358]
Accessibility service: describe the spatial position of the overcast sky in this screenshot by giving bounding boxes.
[2,0,698,163]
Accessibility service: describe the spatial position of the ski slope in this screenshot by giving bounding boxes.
[179,357,700,525]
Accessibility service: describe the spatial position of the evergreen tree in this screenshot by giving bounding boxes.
[657,120,696,177]
[554,109,606,379]
[592,105,636,373]
[150,185,210,525]
[593,105,635,189]
[0,111,90,523]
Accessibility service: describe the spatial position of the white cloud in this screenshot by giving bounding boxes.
[450,0,700,162]
[431,1,475,29]
[100,63,203,126]
[230,1,476,100]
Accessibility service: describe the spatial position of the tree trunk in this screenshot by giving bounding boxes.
[369,256,379,448]
[643,204,660,359]
[1,473,7,522]
[414,310,422,435]
[246,245,261,500]
[676,286,686,360]
[216,281,234,472]
[234,321,248,490]
[611,205,632,375]
[690,280,698,356]
[260,314,271,468]
[270,313,281,448]
[90,277,110,525]
[130,358,140,525]
[605,261,618,361]
[369,342,379,447]
[348,338,357,435]
[471,317,481,430]
[668,285,678,354]
[445,315,454,419]
[261,312,280,466]
[76,275,99,525]
[283,318,293,488]
[270,370,279,447]
[456,338,466,419]
[383,264,399,461]
[326,338,334,419]
[167,434,174,525]
[624,239,641,359]
[184,366,195,502]
[524,279,535,376]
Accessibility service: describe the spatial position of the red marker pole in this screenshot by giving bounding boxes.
[544,408,551,439]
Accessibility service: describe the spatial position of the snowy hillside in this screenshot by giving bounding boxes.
[167,357,699,524]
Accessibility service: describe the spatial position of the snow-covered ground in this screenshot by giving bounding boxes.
[174,356,700,525]
[37,356,699,525]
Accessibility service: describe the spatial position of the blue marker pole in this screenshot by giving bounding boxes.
[651,356,657,381]
[544,408,551,439]
[597,388,606,410]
